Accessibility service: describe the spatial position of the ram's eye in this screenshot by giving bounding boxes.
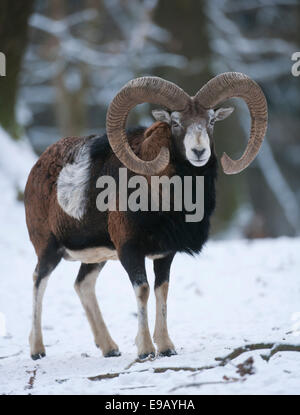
[209,118,215,126]
[172,121,180,128]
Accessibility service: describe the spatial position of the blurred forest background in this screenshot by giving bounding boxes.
[0,0,299,239]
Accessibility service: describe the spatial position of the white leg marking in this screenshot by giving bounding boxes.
[74,265,119,356]
[153,281,175,354]
[29,273,49,357]
[134,283,155,357]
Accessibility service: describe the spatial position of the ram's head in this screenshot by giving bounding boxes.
[106,73,268,175]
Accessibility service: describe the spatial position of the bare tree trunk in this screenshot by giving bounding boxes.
[49,0,88,137]
[0,0,35,138]
[154,0,241,234]
[154,0,211,91]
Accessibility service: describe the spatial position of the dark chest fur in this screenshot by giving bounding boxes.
[61,128,217,256]
[124,154,217,256]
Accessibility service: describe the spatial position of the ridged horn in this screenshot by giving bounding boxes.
[195,72,268,174]
[106,76,190,175]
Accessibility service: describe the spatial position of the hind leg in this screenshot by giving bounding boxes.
[29,237,63,360]
[74,262,120,357]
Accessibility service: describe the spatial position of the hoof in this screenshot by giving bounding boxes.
[159,349,177,357]
[31,352,46,360]
[104,349,121,358]
[139,352,155,360]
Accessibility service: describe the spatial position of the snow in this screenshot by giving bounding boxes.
[1,128,300,395]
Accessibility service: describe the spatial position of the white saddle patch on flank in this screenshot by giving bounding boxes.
[57,145,91,220]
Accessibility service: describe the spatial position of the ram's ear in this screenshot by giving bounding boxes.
[214,106,234,121]
[152,109,171,124]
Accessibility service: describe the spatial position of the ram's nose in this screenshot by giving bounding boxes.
[191,148,205,160]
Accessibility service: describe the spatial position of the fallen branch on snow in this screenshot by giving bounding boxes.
[215,342,300,364]
[55,342,300,385]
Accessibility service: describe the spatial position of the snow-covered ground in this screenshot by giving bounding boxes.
[1,128,300,395]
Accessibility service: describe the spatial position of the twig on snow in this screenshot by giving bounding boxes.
[80,342,300,385]
[215,342,300,364]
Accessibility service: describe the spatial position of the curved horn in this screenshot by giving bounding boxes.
[195,72,268,174]
[106,76,190,175]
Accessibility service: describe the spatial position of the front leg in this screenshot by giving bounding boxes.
[153,254,176,356]
[119,242,156,359]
